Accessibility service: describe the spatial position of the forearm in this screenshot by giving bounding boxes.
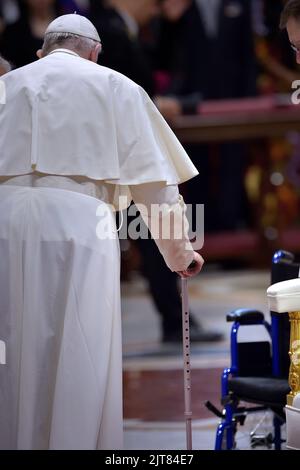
[130,182,194,272]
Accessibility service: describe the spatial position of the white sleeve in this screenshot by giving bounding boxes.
[129,182,194,272]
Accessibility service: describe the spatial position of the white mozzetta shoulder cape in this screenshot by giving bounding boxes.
[0,50,198,187]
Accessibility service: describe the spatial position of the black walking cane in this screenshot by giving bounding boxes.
[181,266,194,451]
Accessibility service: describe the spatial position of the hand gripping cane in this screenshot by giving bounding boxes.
[181,274,193,450]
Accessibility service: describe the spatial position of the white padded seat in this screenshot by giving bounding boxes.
[267,278,300,313]
[286,394,300,450]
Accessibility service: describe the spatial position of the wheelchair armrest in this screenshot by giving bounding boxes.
[226,308,265,325]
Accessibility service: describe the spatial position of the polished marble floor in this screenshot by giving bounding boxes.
[121,267,272,450]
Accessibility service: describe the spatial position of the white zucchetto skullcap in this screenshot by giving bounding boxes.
[45,13,101,43]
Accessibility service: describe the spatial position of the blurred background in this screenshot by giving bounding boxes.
[1,0,299,449]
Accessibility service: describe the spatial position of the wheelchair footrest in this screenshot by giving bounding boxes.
[250,432,273,449]
[204,401,223,418]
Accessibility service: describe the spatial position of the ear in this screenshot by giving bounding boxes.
[36,49,43,59]
[90,43,102,63]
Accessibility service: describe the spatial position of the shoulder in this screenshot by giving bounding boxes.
[1,60,34,81]
[58,56,141,96]
[96,63,140,92]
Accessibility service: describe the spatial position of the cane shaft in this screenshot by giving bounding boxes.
[182,278,192,450]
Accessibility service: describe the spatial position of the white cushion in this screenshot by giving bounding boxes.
[267,278,300,313]
[294,394,300,410]
[286,402,300,450]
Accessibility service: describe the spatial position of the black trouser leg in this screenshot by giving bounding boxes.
[136,237,183,335]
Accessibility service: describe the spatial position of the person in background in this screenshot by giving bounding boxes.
[0,0,20,27]
[0,1,19,36]
[0,55,11,75]
[0,0,63,68]
[256,0,300,93]
[59,0,90,15]
[91,0,159,95]
[156,0,257,113]
[250,0,300,241]
[155,0,257,234]
[90,0,223,343]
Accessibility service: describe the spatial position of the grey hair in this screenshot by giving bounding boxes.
[42,32,98,56]
[0,56,11,74]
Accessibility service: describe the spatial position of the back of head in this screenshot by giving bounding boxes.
[42,13,102,58]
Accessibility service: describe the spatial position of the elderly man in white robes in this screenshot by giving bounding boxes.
[0,14,203,450]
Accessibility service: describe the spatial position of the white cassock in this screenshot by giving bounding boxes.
[0,49,198,450]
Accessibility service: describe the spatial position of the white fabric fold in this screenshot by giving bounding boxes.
[1,176,194,272]
[0,50,198,191]
[0,185,123,450]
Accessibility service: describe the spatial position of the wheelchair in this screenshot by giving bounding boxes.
[207,250,299,450]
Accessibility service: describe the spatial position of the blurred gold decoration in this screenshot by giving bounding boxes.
[255,38,269,61]
[287,312,300,406]
[261,192,278,228]
[277,184,299,226]
[269,139,291,163]
[245,165,262,203]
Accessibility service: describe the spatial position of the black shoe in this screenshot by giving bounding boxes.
[163,325,224,343]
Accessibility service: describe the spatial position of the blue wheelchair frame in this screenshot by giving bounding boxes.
[214,250,294,450]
